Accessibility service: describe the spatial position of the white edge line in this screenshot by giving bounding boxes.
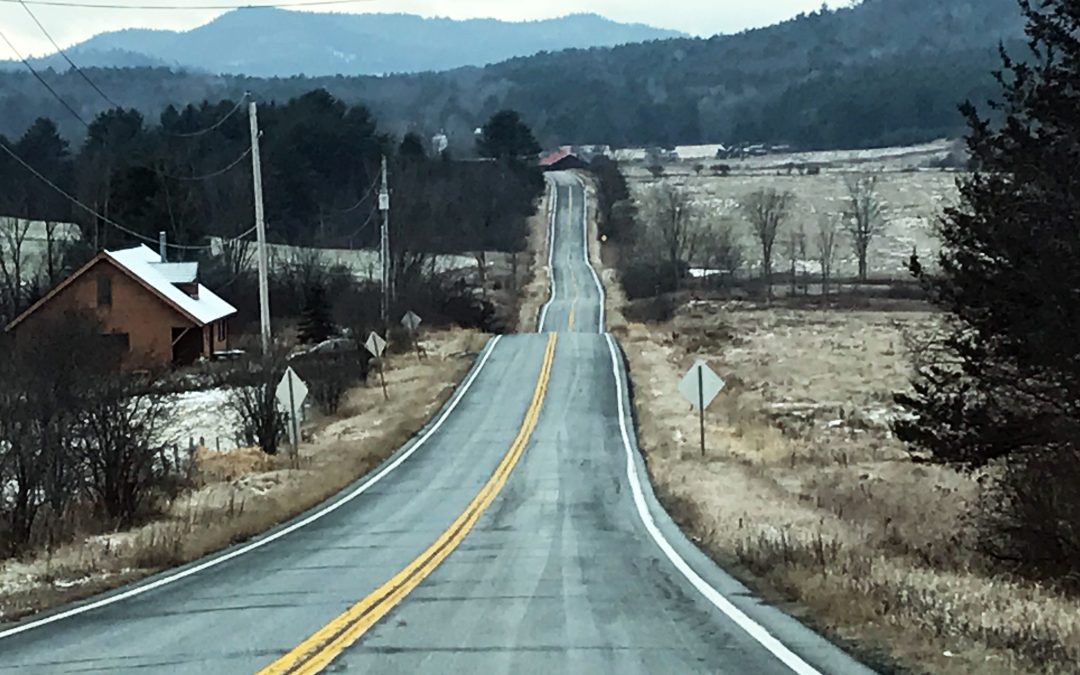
[603,334,822,675]
[0,335,505,641]
[537,177,558,334]
[575,174,606,333]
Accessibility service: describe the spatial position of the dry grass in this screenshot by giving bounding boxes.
[614,304,1080,674]
[623,163,959,280]
[516,191,552,333]
[577,173,629,332]
[0,328,487,623]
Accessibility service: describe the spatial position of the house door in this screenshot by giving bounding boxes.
[171,326,203,367]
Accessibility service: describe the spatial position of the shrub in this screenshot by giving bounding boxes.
[227,353,288,455]
[292,351,369,416]
[620,260,686,300]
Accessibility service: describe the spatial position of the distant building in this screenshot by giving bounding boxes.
[431,131,449,155]
[574,144,613,162]
[538,148,587,171]
[5,245,236,369]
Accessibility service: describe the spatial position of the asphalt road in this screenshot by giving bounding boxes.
[0,171,874,674]
[538,173,603,334]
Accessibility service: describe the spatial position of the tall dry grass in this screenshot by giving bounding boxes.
[617,306,1080,675]
[517,192,552,333]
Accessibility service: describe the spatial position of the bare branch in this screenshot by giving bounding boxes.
[740,188,794,299]
[843,174,886,281]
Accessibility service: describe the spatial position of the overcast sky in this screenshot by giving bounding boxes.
[1,1,831,57]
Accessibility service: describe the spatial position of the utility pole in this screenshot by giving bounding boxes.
[379,155,391,330]
[249,101,271,355]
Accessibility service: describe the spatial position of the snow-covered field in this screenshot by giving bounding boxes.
[160,388,241,452]
[210,238,476,282]
[623,146,962,279]
[615,139,955,169]
[0,219,81,282]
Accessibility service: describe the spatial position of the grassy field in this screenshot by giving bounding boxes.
[605,146,1080,673]
[614,301,1080,674]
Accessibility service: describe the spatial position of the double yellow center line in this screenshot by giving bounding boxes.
[258,332,559,675]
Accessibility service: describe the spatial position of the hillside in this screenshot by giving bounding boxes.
[0,0,1027,150]
[2,10,684,78]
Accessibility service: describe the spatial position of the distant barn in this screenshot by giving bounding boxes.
[539,148,587,171]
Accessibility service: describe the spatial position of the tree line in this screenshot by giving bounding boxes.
[0,0,1023,153]
[0,91,543,330]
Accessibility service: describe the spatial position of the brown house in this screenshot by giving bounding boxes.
[5,245,237,369]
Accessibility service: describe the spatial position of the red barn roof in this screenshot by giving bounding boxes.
[539,148,577,167]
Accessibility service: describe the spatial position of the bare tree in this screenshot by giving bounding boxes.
[844,174,886,282]
[0,351,40,553]
[699,218,743,288]
[0,216,33,323]
[217,235,253,284]
[78,371,172,528]
[0,313,133,552]
[740,189,794,299]
[228,351,288,456]
[784,223,807,296]
[640,182,702,290]
[816,214,840,296]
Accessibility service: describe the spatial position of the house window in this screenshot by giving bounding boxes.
[217,320,226,342]
[96,274,112,307]
[102,332,129,355]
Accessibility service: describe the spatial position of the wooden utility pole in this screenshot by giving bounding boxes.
[379,155,391,331]
[249,101,271,354]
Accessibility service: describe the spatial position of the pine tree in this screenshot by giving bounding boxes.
[895,0,1080,585]
[298,282,334,344]
[476,110,541,160]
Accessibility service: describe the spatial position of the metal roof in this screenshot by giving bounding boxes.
[107,246,236,326]
[149,261,199,284]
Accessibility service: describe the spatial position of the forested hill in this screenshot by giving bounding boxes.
[1,10,684,78]
[0,0,1027,150]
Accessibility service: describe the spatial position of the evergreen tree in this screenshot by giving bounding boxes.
[895,0,1080,586]
[399,132,427,160]
[476,110,541,160]
[298,282,334,344]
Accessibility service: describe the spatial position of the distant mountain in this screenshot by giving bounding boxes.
[0,0,1029,150]
[6,10,685,77]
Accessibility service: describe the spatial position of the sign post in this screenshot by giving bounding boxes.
[275,367,309,467]
[678,359,726,457]
[401,310,423,362]
[365,331,389,400]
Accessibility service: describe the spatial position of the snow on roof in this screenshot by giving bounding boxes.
[149,261,198,283]
[106,245,236,326]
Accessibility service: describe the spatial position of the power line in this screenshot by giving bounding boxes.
[0,139,256,251]
[0,0,376,8]
[156,145,252,181]
[0,28,90,129]
[161,94,250,138]
[17,0,122,109]
[338,172,381,214]
[344,206,378,241]
[14,0,251,140]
